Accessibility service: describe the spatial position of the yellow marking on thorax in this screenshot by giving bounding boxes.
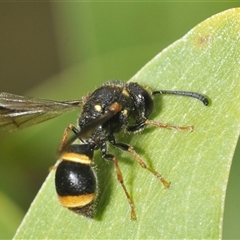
[94,104,102,112]
[122,89,130,97]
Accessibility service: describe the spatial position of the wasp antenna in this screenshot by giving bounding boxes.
[152,90,209,106]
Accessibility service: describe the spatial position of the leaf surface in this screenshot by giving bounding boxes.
[14,9,240,239]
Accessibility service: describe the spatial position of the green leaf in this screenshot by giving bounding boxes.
[14,8,240,239]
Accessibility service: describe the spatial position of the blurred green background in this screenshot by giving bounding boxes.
[0,2,239,239]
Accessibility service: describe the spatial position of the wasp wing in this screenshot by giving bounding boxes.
[0,92,83,132]
[61,102,122,152]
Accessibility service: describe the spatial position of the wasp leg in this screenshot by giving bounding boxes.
[127,120,193,132]
[48,160,62,172]
[126,122,145,132]
[114,142,170,188]
[48,165,56,172]
[145,119,193,131]
[105,153,136,220]
[100,140,136,220]
[58,124,79,151]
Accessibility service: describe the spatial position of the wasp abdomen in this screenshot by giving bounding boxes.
[55,144,97,218]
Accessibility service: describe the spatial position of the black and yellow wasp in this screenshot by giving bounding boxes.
[0,80,208,220]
